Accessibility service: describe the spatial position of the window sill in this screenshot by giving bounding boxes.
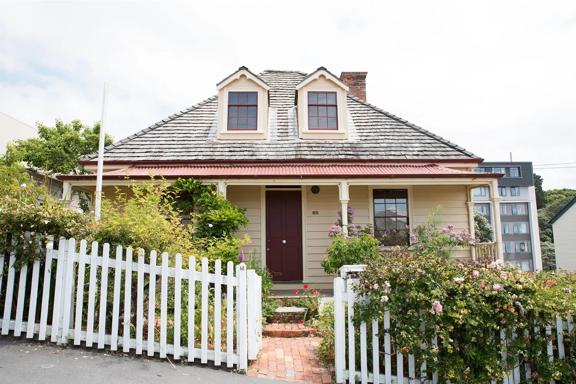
[217,130,267,140]
[299,129,347,140]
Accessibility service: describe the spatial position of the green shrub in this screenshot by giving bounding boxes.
[94,182,196,257]
[0,164,92,266]
[316,301,335,365]
[354,251,576,383]
[321,233,380,274]
[474,211,493,243]
[245,252,276,323]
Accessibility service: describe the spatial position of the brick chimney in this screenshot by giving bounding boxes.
[340,72,368,101]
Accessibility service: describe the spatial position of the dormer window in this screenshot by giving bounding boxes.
[228,92,258,130]
[295,67,350,140]
[216,66,270,140]
[308,92,338,130]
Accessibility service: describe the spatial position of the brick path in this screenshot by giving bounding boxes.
[248,336,333,383]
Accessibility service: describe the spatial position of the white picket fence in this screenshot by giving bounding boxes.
[334,265,574,384]
[0,236,262,371]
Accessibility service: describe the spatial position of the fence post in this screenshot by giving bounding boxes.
[60,237,76,344]
[237,263,248,372]
[51,238,67,343]
[247,269,262,360]
[334,276,346,383]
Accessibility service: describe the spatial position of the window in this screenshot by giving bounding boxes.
[227,92,257,130]
[308,92,338,130]
[492,167,506,174]
[474,167,486,173]
[473,187,489,197]
[502,223,510,234]
[498,187,507,197]
[373,189,409,246]
[501,203,527,216]
[506,167,521,178]
[515,241,530,253]
[512,222,528,234]
[504,241,513,253]
[510,187,520,196]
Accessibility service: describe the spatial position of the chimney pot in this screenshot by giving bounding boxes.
[340,72,368,101]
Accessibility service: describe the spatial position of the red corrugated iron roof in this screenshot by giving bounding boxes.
[60,163,501,180]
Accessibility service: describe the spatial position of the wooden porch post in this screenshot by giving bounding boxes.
[339,181,350,236]
[216,180,227,199]
[489,180,504,262]
[466,186,477,261]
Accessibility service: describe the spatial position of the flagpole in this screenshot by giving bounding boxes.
[94,82,107,221]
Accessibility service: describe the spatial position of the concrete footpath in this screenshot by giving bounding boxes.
[0,337,283,384]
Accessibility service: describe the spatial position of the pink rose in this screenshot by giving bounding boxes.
[431,300,443,315]
[492,284,503,292]
[472,270,480,278]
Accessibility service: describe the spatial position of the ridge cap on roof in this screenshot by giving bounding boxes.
[216,66,269,88]
[260,69,307,75]
[549,196,576,225]
[346,94,479,160]
[82,96,218,161]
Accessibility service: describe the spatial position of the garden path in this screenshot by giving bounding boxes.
[248,336,332,383]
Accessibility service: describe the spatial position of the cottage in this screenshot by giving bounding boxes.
[60,67,503,289]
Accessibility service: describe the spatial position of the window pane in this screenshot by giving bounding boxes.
[318,106,327,117]
[229,93,238,104]
[374,203,386,216]
[397,203,407,216]
[327,106,337,117]
[247,106,257,118]
[309,106,318,117]
[317,93,326,105]
[309,117,318,129]
[385,203,397,216]
[229,106,238,118]
[247,118,257,129]
[239,106,247,117]
[308,92,318,104]
[327,92,337,104]
[327,118,337,129]
[318,117,328,128]
[238,92,247,104]
[247,92,257,104]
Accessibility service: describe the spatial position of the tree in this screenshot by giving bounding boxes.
[533,173,545,209]
[3,119,113,174]
[474,212,493,242]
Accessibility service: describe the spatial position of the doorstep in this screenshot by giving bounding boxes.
[263,323,317,338]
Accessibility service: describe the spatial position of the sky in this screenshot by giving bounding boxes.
[0,0,575,189]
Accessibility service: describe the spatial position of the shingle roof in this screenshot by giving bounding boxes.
[84,70,479,163]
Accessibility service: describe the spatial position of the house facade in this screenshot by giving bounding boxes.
[550,197,576,271]
[60,67,502,288]
[473,162,542,271]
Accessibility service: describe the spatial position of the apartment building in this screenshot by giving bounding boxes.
[473,162,542,271]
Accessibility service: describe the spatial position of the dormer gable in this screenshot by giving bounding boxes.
[216,66,269,140]
[295,67,350,140]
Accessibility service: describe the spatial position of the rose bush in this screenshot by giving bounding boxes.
[354,251,576,383]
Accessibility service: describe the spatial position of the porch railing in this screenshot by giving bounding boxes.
[474,242,497,263]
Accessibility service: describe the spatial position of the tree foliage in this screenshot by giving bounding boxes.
[3,119,113,174]
[537,185,576,270]
[474,212,494,242]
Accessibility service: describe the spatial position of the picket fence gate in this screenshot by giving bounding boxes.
[0,236,262,372]
[334,265,574,384]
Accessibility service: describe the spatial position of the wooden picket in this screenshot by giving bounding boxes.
[0,236,262,372]
[334,266,574,384]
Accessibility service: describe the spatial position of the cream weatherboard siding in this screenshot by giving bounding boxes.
[228,184,472,288]
[552,204,576,271]
[227,186,263,261]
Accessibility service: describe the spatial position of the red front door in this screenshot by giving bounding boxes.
[266,190,303,281]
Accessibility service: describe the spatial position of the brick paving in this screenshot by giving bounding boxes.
[248,336,333,383]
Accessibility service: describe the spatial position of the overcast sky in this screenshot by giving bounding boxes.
[1,0,575,189]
